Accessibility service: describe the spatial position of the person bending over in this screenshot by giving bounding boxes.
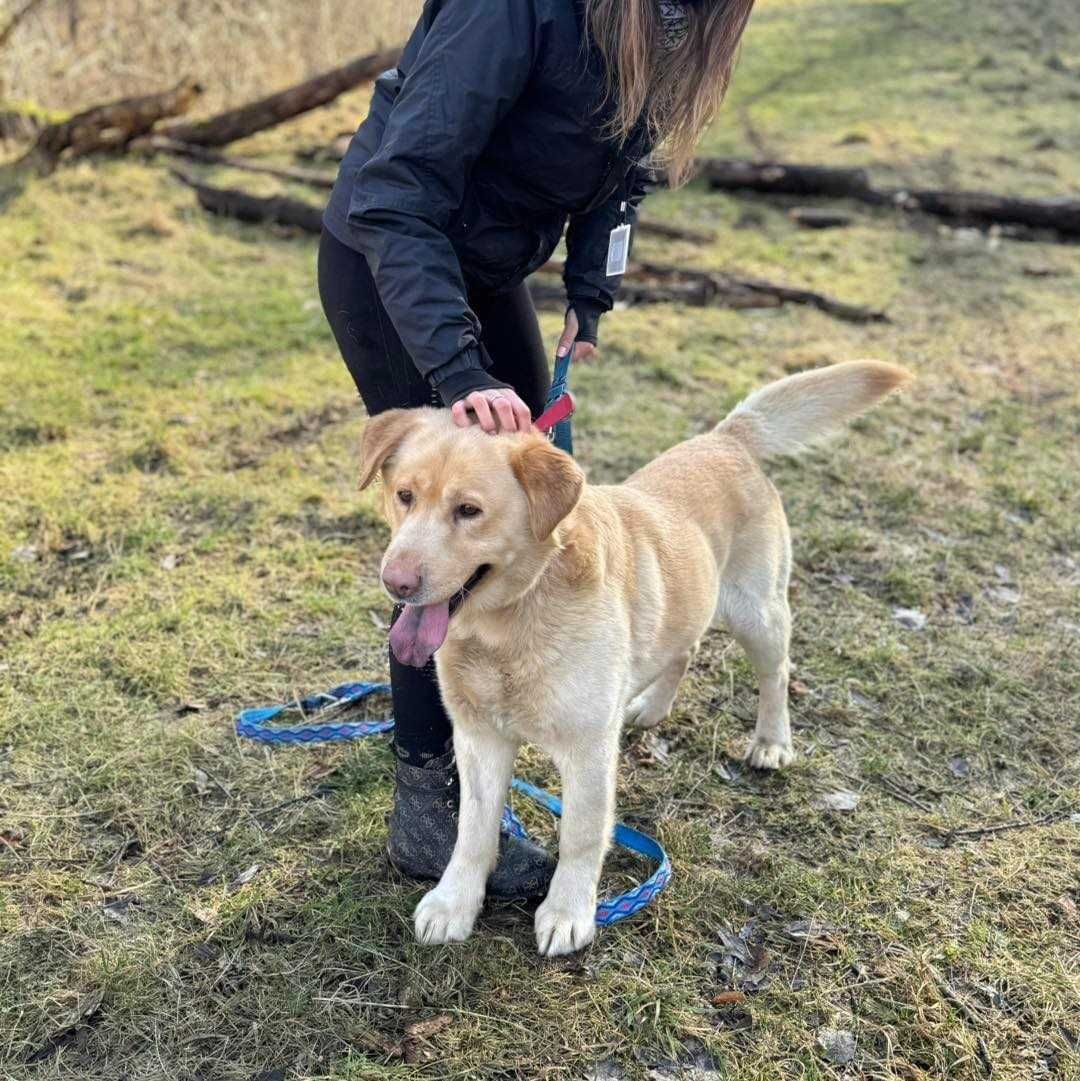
[319,0,756,896]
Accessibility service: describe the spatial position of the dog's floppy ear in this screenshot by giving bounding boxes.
[358,409,420,490]
[511,437,585,540]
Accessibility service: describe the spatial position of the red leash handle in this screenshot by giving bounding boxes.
[533,391,575,435]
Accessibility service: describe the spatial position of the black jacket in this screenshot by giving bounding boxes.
[322,0,651,405]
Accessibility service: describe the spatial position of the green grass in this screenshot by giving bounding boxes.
[2,0,1079,1077]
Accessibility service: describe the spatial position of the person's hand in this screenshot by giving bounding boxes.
[556,308,598,362]
[451,387,534,433]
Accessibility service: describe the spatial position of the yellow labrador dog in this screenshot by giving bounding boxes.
[359,360,910,956]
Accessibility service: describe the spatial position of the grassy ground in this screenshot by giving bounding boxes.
[2,0,1079,1077]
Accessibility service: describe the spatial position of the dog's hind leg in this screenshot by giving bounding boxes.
[413,720,519,945]
[717,575,794,771]
[625,650,693,728]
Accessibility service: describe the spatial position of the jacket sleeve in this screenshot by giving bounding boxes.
[341,0,538,404]
[562,162,651,327]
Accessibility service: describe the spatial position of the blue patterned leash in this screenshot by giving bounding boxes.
[534,344,576,453]
[235,682,671,927]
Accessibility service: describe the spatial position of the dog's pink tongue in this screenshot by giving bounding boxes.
[389,602,451,667]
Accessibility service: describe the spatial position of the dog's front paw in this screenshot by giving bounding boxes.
[744,737,795,771]
[414,884,481,946]
[535,898,596,957]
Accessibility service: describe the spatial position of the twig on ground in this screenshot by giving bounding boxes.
[925,963,994,1076]
[134,135,335,188]
[928,811,1067,841]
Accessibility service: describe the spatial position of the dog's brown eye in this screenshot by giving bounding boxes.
[397,489,413,506]
[456,503,482,519]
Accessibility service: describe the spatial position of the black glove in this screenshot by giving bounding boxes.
[567,299,606,348]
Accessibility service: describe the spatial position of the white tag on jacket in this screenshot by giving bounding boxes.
[606,223,631,277]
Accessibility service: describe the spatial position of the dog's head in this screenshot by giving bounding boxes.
[359,408,584,666]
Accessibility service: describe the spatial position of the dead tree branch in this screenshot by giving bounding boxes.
[171,169,322,232]
[174,173,887,325]
[533,259,887,324]
[136,135,334,188]
[697,157,1080,239]
[159,46,400,148]
[11,77,203,175]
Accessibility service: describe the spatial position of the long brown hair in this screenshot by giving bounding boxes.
[586,0,756,186]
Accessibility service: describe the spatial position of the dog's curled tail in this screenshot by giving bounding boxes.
[715,360,912,460]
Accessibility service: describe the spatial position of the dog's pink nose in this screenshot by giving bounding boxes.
[382,560,422,600]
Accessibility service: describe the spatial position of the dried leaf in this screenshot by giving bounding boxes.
[812,789,860,812]
[13,545,39,562]
[947,756,971,778]
[583,1061,627,1081]
[716,925,751,965]
[711,990,747,1006]
[634,732,670,765]
[402,1012,452,1064]
[160,553,179,571]
[892,607,927,631]
[788,678,810,699]
[103,898,138,924]
[783,918,841,944]
[404,1013,452,1040]
[192,768,211,796]
[229,863,260,890]
[817,1027,856,1065]
[23,988,104,1064]
[986,585,1020,605]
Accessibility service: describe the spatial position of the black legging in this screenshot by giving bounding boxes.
[317,228,550,765]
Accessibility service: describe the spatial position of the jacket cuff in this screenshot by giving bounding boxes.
[567,297,608,346]
[428,347,512,406]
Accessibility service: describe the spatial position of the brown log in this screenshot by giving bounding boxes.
[159,46,400,148]
[12,77,203,175]
[172,170,322,232]
[898,188,1080,236]
[699,158,876,200]
[533,259,887,324]
[697,156,1080,239]
[135,135,335,188]
[174,173,886,324]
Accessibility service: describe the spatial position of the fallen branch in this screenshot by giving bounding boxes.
[171,169,322,232]
[927,811,1067,842]
[10,77,204,176]
[926,964,994,1076]
[159,46,400,148]
[174,174,886,324]
[533,259,888,324]
[696,156,1080,239]
[699,158,876,200]
[135,135,335,188]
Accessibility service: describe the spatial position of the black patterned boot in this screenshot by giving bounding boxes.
[387,748,555,899]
